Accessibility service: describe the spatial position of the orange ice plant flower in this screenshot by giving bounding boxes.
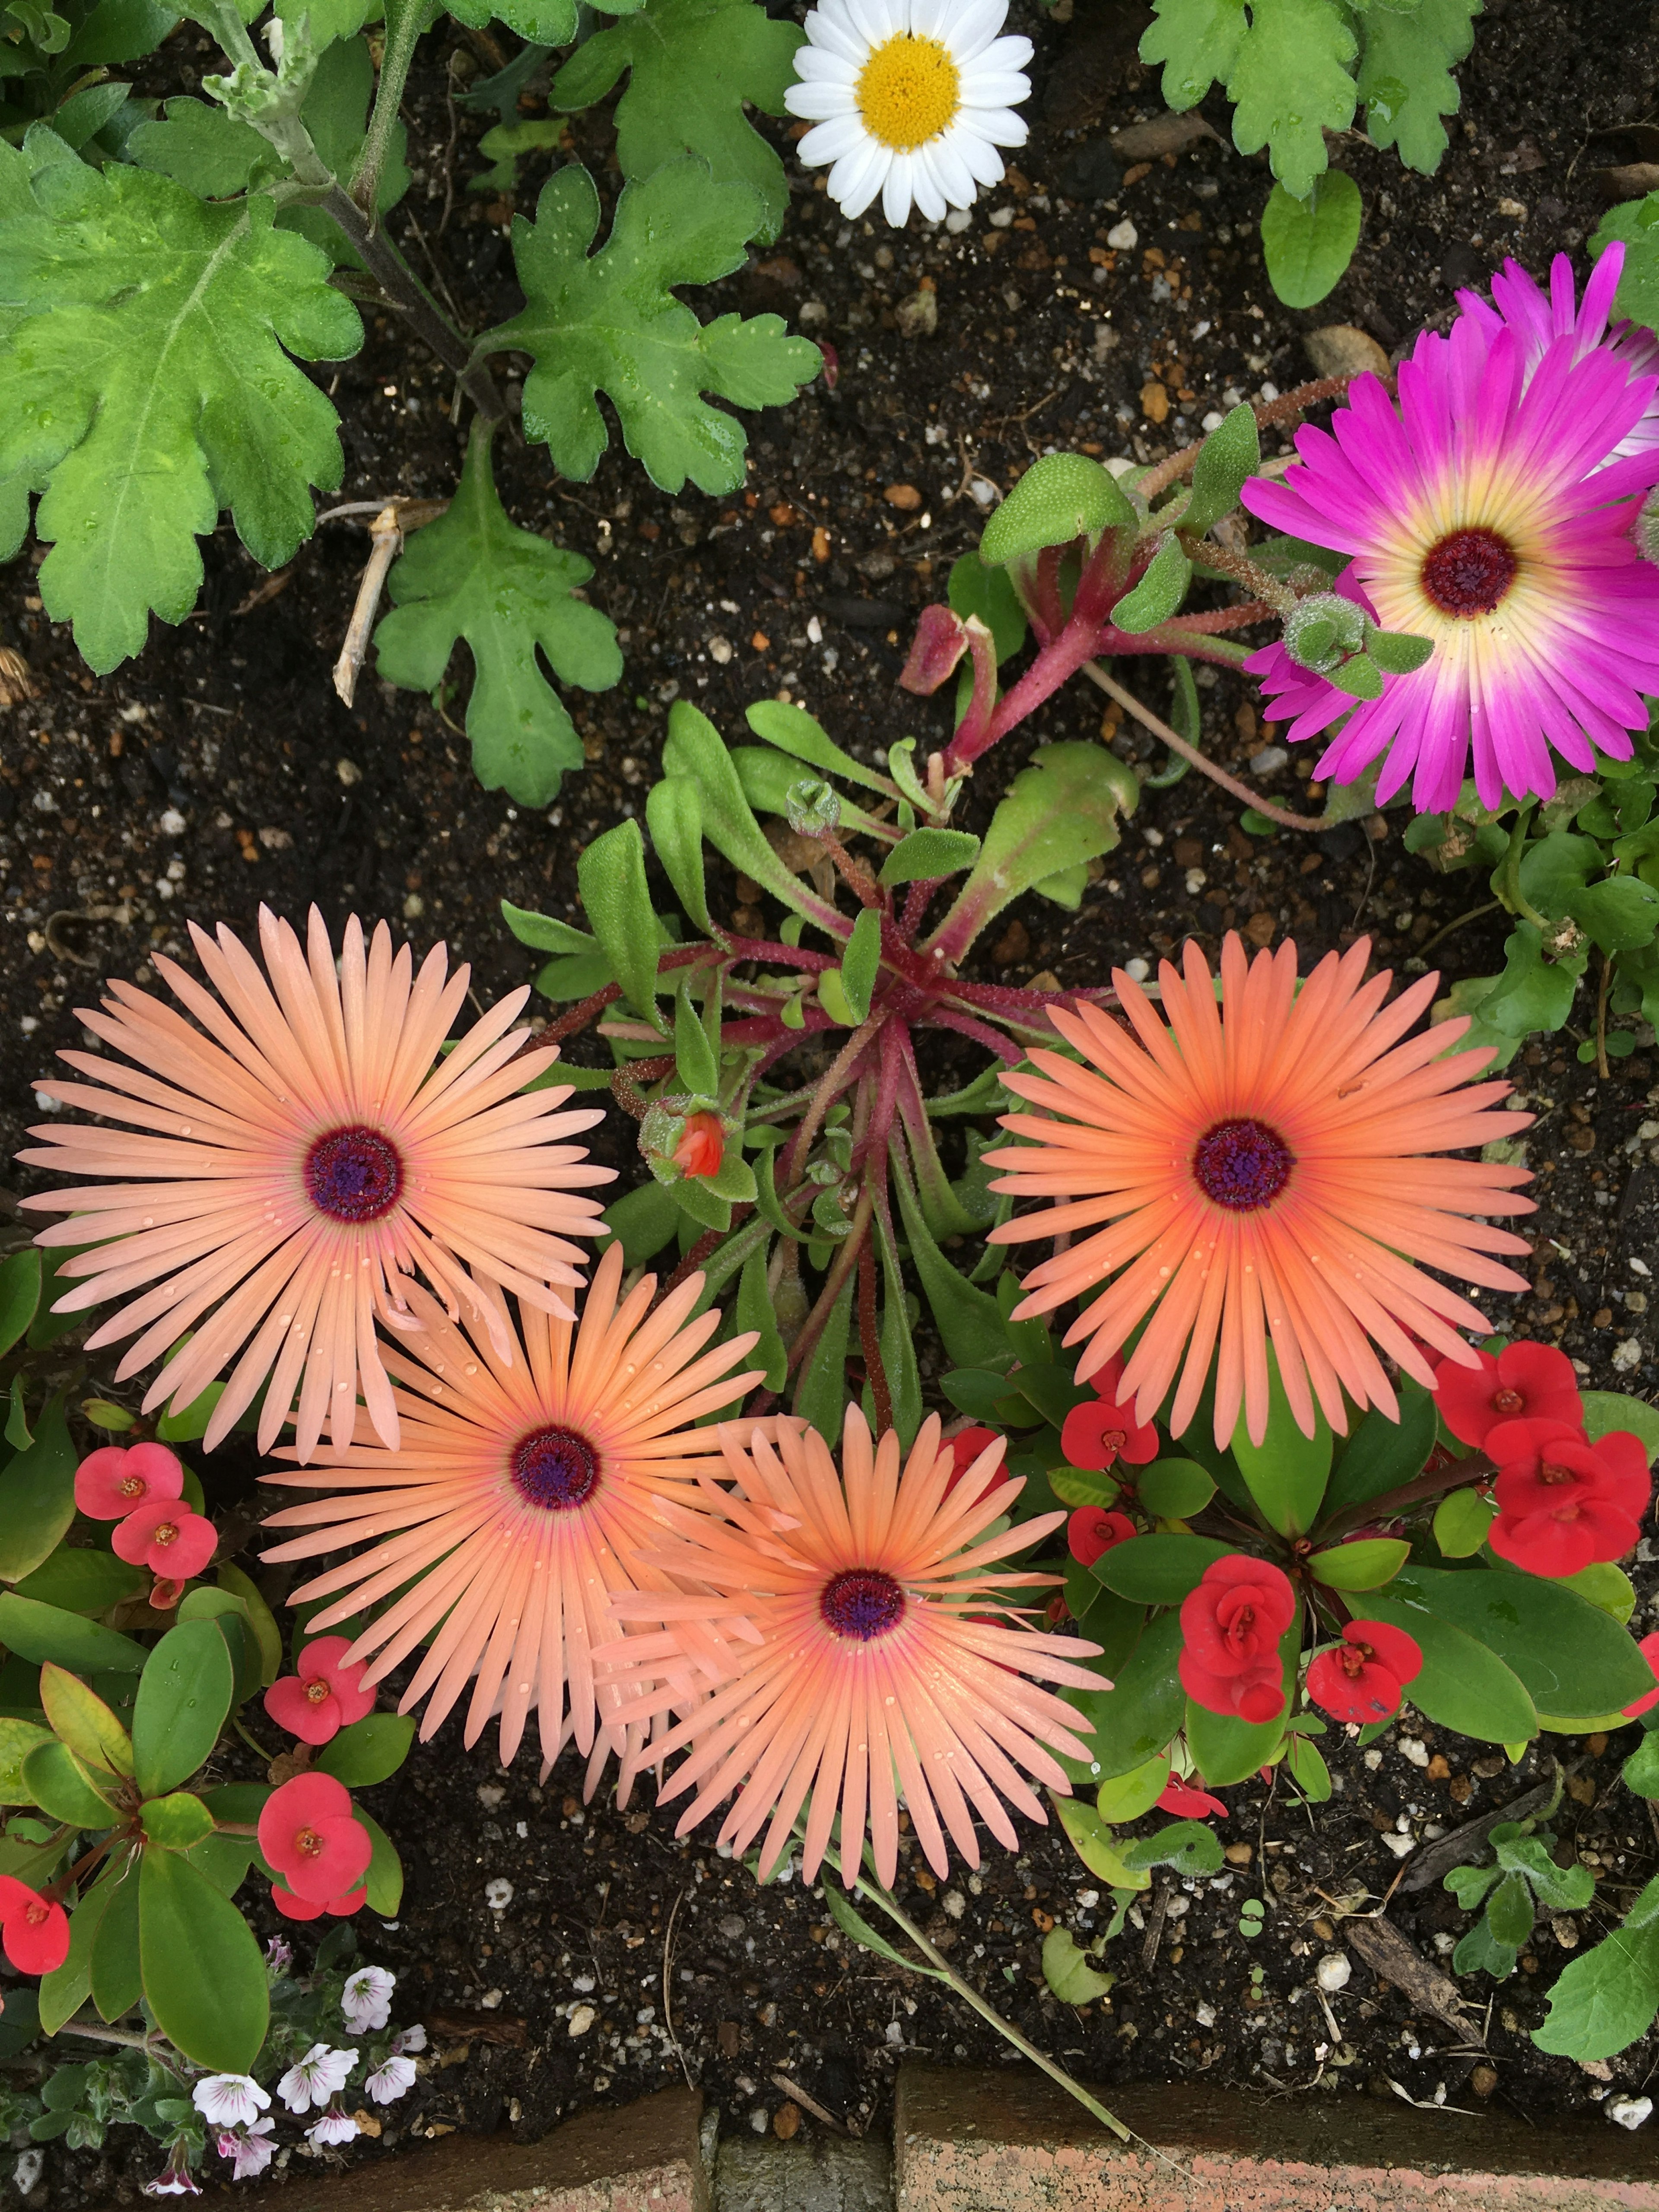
[597,1409,1104,1889]
[17,906,613,1461]
[260,1241,764,1781]
[984,933,1534,1449]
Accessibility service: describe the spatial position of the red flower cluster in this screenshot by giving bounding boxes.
[943,1427,1014,1499]
[1306,1620,1424,1723]
[257,1773,373,1920]
[1178,1555,1294,1724]
[1067,1507,1135,1567]
[1060,1355,1159,1475]
[264,1637,376,1747]
[74,1444,216,1582]
[0,1877,69,1975]
[1434,1345,1651,1577]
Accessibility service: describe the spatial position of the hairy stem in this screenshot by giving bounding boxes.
[857,1237,891,1433]
[783,1009,888,1189]
[1136,372,1379,502]
[1176,536,1297,616]
[319,185,507,421]
[350,0,423,216]
[1082,662,1330,833]
[784,1184,874,1380]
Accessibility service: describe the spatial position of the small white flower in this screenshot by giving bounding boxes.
[784,0,1032,229]
[341,1966,395,2034]
[143,2158,200,2198]
[307,2106,360,2148]
[277,2044,359,2115]
[365,2055,417,2106]
[215,2121,276,2182]
[391,2024,427,2055]
[193,2075,271,2129]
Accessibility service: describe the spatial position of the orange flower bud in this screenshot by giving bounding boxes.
[672,1111,724,1179]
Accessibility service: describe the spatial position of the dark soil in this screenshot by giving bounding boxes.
[6,0,1659,2191]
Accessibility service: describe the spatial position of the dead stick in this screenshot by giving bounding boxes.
[333,499,448,706]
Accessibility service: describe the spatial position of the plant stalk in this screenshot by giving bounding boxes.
[1081,662,1331,833]
[350,0,423,216]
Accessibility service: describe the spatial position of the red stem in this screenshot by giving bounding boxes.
[858,1238,892,1433]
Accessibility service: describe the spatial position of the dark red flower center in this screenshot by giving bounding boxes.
[1192,1119,1294,1211]
[512,1426,600,1511]
[1492,1386,1524,1415]
[1420,527,1517,618]
[305,1125,404,1224]
[820,1568,905,1641]
[1539,1458,1575,1487]
[23,1902,47,1928]
[1100,1429,1126,1452]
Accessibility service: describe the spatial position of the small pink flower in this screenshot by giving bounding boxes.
[111,1499,216,1578]
[264,1637,376,1747]
[258,1774,372,1905]
[74,1442,183,1520]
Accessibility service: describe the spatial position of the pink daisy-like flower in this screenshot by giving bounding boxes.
[598,1408,1104,1889]
[1240,247,1659,812]
[1457,248,1659,461]
[17,907,613,1461]
[260,1242,764,1777]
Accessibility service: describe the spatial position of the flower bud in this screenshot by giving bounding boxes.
[899,603,971,696]
[1282,590,1367,675]
[785,777,841,838]
[671,1111,724,1180]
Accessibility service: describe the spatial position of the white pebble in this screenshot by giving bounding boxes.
[485,1877,514,1910]
[709,636,733,665]
[1612,1338,1643,1373]
[1249,745,1288,777]
[1195,2001,1217,2028]
[1609,2096,1653,2131]
[942,1890,965,1920]
[567,2004,596,2038]
[1381,1833,1415,1858]
[477,1785,504,1808]
[480,1988,503,2010]
[336,757,362,786]
[988,206,1015,229]
[159,807,187,836]
[945,208,973,234]
[749,2108,769,2134]
[1122,958,1151,984]
[1398,1737,1429,1769]
[1106,218,1138,250]
[1316,1952,1351,1993]
[1363,1748,1383,1771]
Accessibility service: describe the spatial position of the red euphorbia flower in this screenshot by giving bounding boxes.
[1157,1776,1228,1819]
[110,1497,216,1578]
[672,1112,724,1179]
[1067,1507,1136,1567]
[1060,1355,1160,1472]
[943,1427,1013,1498]
[1179,1554,1295,1724]
[1435,1341,1582,1447]
[257,1773,372,1906]
[1486,1416,1650,1576]
[271,1883,367,1922]
[1624,1632,1659,1719]
[149,1576,185,1611]
[1306,1620,1424,1724]
[73,1442,184,1521]
[0,1878,69,1974]
[264,1637,376,1747]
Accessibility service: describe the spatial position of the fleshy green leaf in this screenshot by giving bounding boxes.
[1260,171,1362,309]
[1070,1608,1185,1781]
[375,423,621,808]
[0,153,360,672]
[1119,1818,1225,1877]
[1230,1352,1331,1536]
[1042,1924,1117,2002]
[947,552,1028,663]
[1357,0,1478,175]
[0,1395,78,1583]
[139,1843,269,2070]
[1397,1563,1653,1720]
[980,452,1136,566]
[1321,1378,1435,1517]
[483,159,820,496]
[793,1271,853,1447]
[0,1250,43,1360]
[1582,1392,1659,1466]
[0,1594,146,1674]
[39,1663,132,1778]
[551,0,802,242]
[24,1737,117,1825]
[736,1243,786,1395]
[312,1712,415,1787]
[0,1717,54,1805]
[1306,1537,1409,1592]
[646,776,715,936]
[359,1807,403,1915]
[930,741,1138,948]
[1112,533,1192,633]
[1361,1586,1537,1743]
[139,1790,214,1848]
[132,1620,234,1799]
[1227,0,1356,199]
[577,819,668,1030]
[1134,1459,1216,1520]
[1433,1487,1497,1557]
[878,828,980,886]
[89,1853,141,2022]
[1179,401,1259,534]
[1052,1793,1144,1888]
[1593,193,1659,334]
[1093,1751,1170,1824]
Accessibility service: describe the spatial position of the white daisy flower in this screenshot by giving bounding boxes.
[784,0,1032,228]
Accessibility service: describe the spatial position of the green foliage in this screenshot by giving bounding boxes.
[979,452,1135,565]
[1260,171,1361,308]
[1594,191,1659,333]
[1446,1814,1592,1981]
[375,424,622,808]
[0,141,360,672]
[552,0,803,243]
[1533,1888,1659,2063]
[1357,0,1479,175]
[483,159,820,496]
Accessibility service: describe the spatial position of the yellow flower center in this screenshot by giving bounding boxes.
[855,34,959,150]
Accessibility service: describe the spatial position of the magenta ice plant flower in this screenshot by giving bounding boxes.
[1456,248,1659,460]
[1241,241,1659,812]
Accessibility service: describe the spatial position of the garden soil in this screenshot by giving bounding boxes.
[6,0,1659,2193]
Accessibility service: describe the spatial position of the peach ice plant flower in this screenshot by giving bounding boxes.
[597,1409,1103,1889]
[18,906,613,1461]
[985,932,1534,1448]
[261,1242,763,1780]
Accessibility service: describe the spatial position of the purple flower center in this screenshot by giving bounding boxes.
[1420,527,1517,618]
[304,1125,403,1224]
[512,1425,599,1511]
[1192,1118,1294,1211]
[820,1567,905,1641]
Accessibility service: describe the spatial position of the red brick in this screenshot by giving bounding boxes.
[896,2065,1659,2211]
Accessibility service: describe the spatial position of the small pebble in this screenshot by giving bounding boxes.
[1612,1338,1643,1373]
[480,1988,503,2010]
[1249,744,1289,777]
[1106,218,1138,249]
[485,1877,514,1909]
[567,2004,596,2038]
[1316,1952,1351,1993]
[1609,2096,1653,2131]
[773,2101,802,2141]
[945,208,973,234]
[336,757,362,786]
[159,807,187,836]
[749,2108,769,2135]
[1122,957,1151,984]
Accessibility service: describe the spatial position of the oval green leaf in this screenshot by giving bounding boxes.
[1094,1751,1170,1825]
[1135,1459,1217,1520]
[1230,1352,1332,1536]
[1052,1792,1145,1890]
[1394,1564,1653,1718]
[1306,1537,1409,1592]
[1042,1924,1117,2004]
[1049,1466,1122,1510]
[0,1594,146,1675]
[1261,172,1363,311]
[90,1854,142,2023]
[0,1717,54,1805]
[1582,1390,1659,1466]
[140,1791,215,1849]
[1433,1487,1496,1558]
[1093,1532,1234,1606]
[0,1398,79,1584]
[139,1843,269,2071]
[359,1808,404,1916]
[1361,1588,1538,1743]
[22,1738,119,1827]
[14,1551,147,1617]
[132,1619,234,1798]
[0,1249,42,1361]
[979,452,1135,566]
[877,828,981,887]
[1065,1608,1185,1781]
[39,1664,133,1778]
[313,1713,416,1788]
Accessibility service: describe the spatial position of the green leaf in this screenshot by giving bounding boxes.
[646,776,716,937]
[823,1881,946,1972]
[1453,1910,1518,1982]
[154,1379,223,1445]
[0,1717,54,1805]
[1042,1924,1116,2003]
[64,0,178,67]
[0,1395,78,1583]
[577,819,667,1030]
[1094,1751,1171,1824]
[0,1250,42,1360]
[674,980,720,1095]
[744,698,890,789]
[359,1808,403,1915]
[1306,1537,1409,1592]
[1112,534,1192,634]
[1360,1588,1537,1743]
[1367,628,1434,675]
[1357,0,1478,175]
[1433,1487,1496,1558]
[1593,194,1659,334]
[1558,1561,1635,1624]
[980,452,1136,565]
[213,1561,282,1687]
[661,699,820,913]
[1284,1732,1332,1801]
[1260,171,1362,308]
[1444,1860,1503,1910]
[501,901,598,958]
[1139,0,1246,111]
[124,95,267,197]
[734,1243,787,1395]
[1570,876,1659,956]
[89,1855,141,2021]
[1052,1792,1145,1888]
[603,1179,682,1267]
[484,159,819,496]
[138,1844,269,2070]
[0,1595,146,1675]
[140,1790,214,1848]
[313,1712,415,1787]
[793,1271,854,1448]
[1135,1459,1216,1519]
[1624,1735,1659,1799]
[551,0,801,243]
[1494,1832,1594,1913]
[0,157,360,674]
[1073,1608,1186,1780]
[1485,1868,1535,1951]
[1321,1378,1436,1517]
[131,1620,234,1799]
[38,1663,132,1778]
[1475,921,1588,1041]
[831,906,881,1028]
[22,1738,117,1826]
[1049,1465,1123,1509]
[947,552,1028,663]
[931,742,1138,948]
[1582,1392,1659,1466]
[1119,1818,1224,1878]
[1533,1904,1659,2061]
[268,36,411,266]
[1393,1564,1654,1722]
[878,828,981,886]
[1230,1353,1332,1536]
[891,1168,1008,1371]
[1180,402,1260,534]
[1227,0,1356,198]
[39,1880,109,2037]
[375,424,622,808]
[1093,1533,1235,1606]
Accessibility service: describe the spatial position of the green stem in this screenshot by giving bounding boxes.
[1082,662,1330,833]
[350,0,424,217]
[1495,805,1546,928]
[1315,1454,1494,1545]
